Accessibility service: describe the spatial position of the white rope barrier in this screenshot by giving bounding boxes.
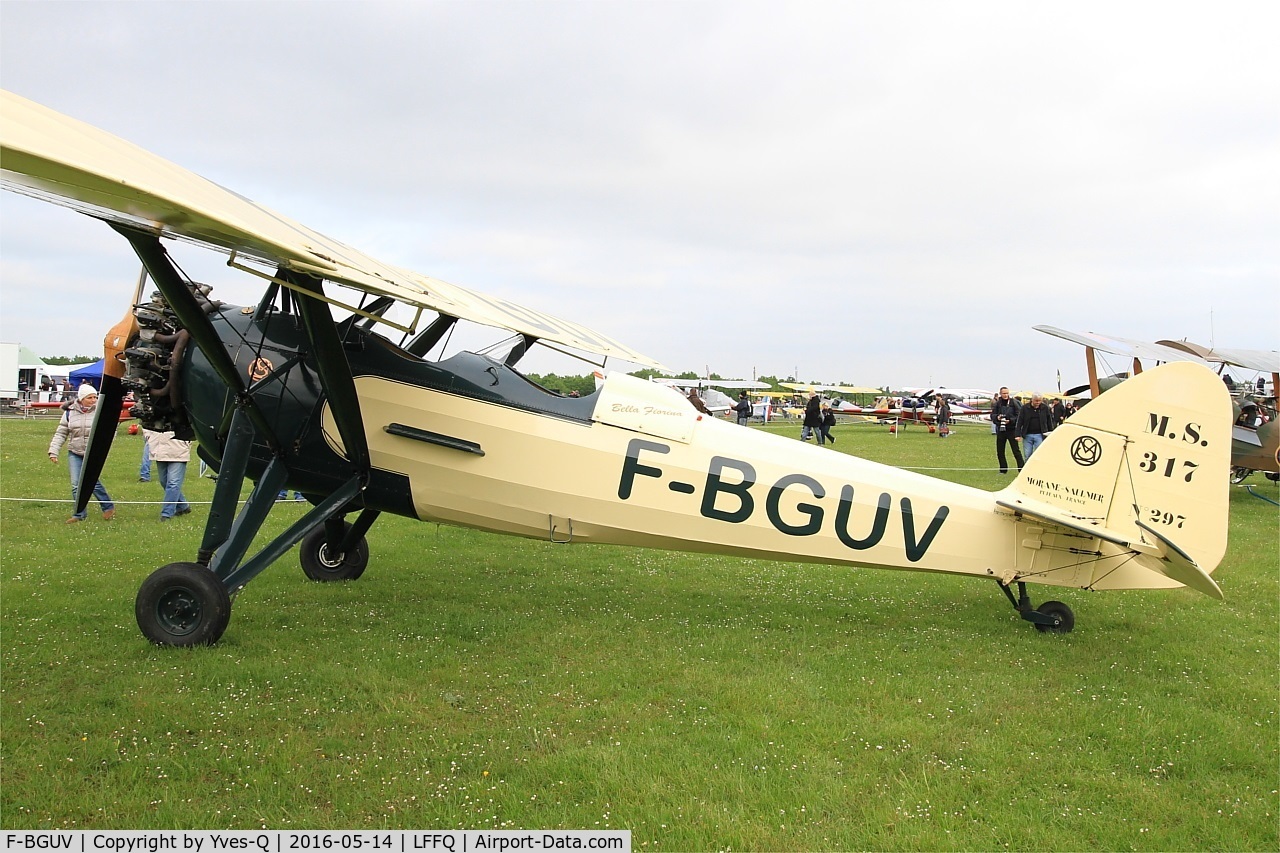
[0,496,309,505]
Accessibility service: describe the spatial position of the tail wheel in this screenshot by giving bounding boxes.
[136,562,231,647]
[300,522,369,581]
[1034,600,1075,634]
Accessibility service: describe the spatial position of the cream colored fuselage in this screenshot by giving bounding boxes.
[322,373,1166,593]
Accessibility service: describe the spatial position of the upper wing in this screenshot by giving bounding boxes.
[1157,340,1279,374]
[825,384,882,395]
[652,378,768,390]
[1033,325,1207,365]
[1207,348,1278,374]
[0,90,666,370]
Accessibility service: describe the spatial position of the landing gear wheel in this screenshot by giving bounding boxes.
[1266,471,1279,482]
[1034,600,1075,634]
[300,523,369,581]
[1230,466,1253,484]
[136,562,232,647]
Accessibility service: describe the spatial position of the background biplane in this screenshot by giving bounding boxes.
[775,383,881,418]
[0,90,1236,646]
[1157,340,1279,484]
[1036,326,1279,484]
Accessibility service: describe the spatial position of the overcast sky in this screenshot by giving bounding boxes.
[2,1,1276,392]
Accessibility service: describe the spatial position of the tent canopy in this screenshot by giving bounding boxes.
[68,359,105,389]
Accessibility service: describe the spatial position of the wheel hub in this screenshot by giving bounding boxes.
[156,586,201,635]
[316,543,347,568]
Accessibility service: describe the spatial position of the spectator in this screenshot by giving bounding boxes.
[1051,397,1067,425]
[143,429,193,520]
[935,395,951,437]
[47,384,115,523]
[802,390,822,442]
[139,429,152,482]
[1016,393,1057,459]
[821,403,837,445]
[990,386,1024,473]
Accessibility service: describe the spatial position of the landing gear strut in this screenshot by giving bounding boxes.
[999,581,1075,634]
[300,517,371,581]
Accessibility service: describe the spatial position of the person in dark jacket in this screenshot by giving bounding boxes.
[687,388,710,415]
[802,390,823,442]
[1016,393,1058,459]
[990,386,1024,473]
[733,392,752,426]
[820,403,837,444]
[935,395,951,437]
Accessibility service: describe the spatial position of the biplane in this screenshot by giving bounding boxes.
[775,383,882,418]
[880,390,987,426]
[1035,326,1279,484]
[901,387,995,409]
[1156,340,1279,484]
[0,90,1233,646]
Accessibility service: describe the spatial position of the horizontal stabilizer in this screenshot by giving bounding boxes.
[994,496,1132,548]
[1134,520,1224,600]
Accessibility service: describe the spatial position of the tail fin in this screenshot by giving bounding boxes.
[997,362,1231,597]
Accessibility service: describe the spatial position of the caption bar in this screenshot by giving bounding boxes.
[3,833,629,853]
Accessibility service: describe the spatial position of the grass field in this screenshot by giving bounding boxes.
[1,416,1276,849]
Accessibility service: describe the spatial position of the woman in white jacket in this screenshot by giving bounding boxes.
[142,428,193,521]
[48,383,115,523]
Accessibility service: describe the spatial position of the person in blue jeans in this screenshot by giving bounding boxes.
[143,428,192,520]
[138,432,152,482]
[1016,393,1058,460]
[48,384,115,523]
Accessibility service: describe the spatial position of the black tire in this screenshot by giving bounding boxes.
[136,562,232,647]
[1230,466,1252,484]
[1266,471,1279,482]
[300,522,369,581]
[1034,600,1075,634]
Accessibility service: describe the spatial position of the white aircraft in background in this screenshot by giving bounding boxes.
[650,377,769,415]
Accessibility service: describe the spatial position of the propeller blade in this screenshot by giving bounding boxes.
[75,268,146,513]
[74,373,125,515]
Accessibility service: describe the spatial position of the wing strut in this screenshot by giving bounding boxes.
[282,270,372,480]
[406,314,458,357]
[112,225,282,453]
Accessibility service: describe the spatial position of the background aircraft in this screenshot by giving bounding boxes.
[650,377,768,415]
[1,91,1236,647]
[900,387,995,407]
[1156,340,1278,484]
[1036,325,1278,483]
[775,382,882,418]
